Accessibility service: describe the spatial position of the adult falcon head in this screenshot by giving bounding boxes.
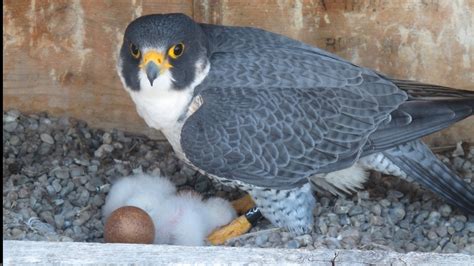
[117,13,474,237]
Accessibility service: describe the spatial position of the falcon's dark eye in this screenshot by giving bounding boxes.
[168,43,185,59]
[129,43,140,59]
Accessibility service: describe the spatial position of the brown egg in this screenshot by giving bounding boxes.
[104,206,155,244]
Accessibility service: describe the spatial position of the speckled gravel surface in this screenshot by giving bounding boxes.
[3,110,474,254]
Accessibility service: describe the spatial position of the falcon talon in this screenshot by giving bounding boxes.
[117,13,474,234]
[207,207,262,245]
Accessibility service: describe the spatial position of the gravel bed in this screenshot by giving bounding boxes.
[3,110,474,254]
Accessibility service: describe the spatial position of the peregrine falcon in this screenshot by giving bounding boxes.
[117,13,474,239]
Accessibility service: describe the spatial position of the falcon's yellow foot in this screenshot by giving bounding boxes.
[231,194,256,215]
[207,215,252,245]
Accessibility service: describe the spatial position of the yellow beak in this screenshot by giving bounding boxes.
[139,51,172,86]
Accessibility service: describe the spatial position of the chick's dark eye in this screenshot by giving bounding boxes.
[129,43,140,59]
[168,43,184,59]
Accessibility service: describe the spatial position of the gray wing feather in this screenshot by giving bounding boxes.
[181,25,406,189]
[364,98,474,152]
[390,79,474,99]
[197,24,369,90]
[383,141,474,214]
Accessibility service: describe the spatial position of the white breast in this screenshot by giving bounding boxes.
[130,70,192,131]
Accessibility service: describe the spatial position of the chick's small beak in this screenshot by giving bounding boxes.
[140,51,172,86]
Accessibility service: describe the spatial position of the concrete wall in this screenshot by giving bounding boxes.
[3,0,473,145]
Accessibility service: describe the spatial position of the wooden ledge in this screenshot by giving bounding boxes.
[3,240,474,265]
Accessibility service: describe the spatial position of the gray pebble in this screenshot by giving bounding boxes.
[295,234,313,246]
[447,226,455,235]
[180,164,197,176]
[40,211,55,226]
[195,179,210,193]
[40,133,55,144]
[52,180,62,192]
[436,226,448,237]
[7,191,18,202]
[4,122,18,132]
[379,199,391,207]
[327,213,339,224]
[286,239,300,249]
[46,185,56,196]
[370,215,385,226]
[70,166,84,177]
[324,237,341,249]
[387,190,404,199]
[452,215,467,223]
[462,244,474,255]
[9,135,20,145]
[18,188,29,199]
[54,199,64,206]
[37,143,52,155]
[464,222,474,233]
[72,225,83,235]
[452,221,465,232]
[94,144,114,158]
[132,166,143,175]
[150,167,162,176]
[327,226,340,237]
[79,175,90,185]
[280,232,290,242]
[394,228,411,241]
[255,234,269,246]
[453,157,465,170]
[30,196,38,208]
[60,181,75,197]
[348,205,364,216]
[91,194,104,207]
[5,110,20,121]
[389,207,406,224]
[462,160,472,171]
[357,191,370,200]
[340,228,360,240]
[339,215,351,226]
[371,204,382,216]
[54,215,65,229]
[442,242,459,253]
[439,204,452,217]
[38,174,48,183]
[73,211,91,226]
[414,210,429,224]
[85,182,97,192]
[75,189,90,206]
[268,232,281,244]
[11,228,25,239]
[318,221,328,234]
[102,132,112,144]
[426,230,438,240]
[171,174,187,186]
[426,211,441,225]
[334,204,350,214]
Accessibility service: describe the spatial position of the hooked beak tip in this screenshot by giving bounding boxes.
[145,61,159,86]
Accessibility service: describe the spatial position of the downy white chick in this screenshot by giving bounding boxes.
[102,174,237,246]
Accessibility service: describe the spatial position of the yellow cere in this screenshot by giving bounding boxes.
[140,51,173,73]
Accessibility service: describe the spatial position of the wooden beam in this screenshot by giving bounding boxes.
[3,240,474,265]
